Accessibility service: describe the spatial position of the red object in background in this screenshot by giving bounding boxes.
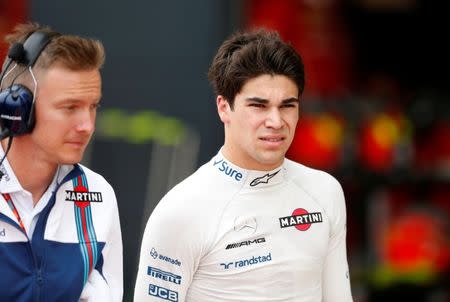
[286,112,344,170]
[358,111,412,172]
[0,0,28,58]
[245,0,354,98]
[382,211,450,274]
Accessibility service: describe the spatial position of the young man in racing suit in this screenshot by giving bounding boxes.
[0,23,122,301]
[134,29,353,302]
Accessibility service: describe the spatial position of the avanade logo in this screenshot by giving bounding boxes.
[0,228,5,236]
[150,248,182,266]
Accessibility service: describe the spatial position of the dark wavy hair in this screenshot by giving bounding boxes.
[208,28,305,108]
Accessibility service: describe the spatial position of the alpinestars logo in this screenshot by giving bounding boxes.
[249,170,280,186]
[225,237,265,250]
[279,208,323,231]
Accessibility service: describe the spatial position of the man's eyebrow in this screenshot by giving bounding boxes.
[281,97,299,104]
[245,97,299,104]
[54,97,102,104]
[246,97,269,104]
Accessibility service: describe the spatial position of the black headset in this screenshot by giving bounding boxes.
[0,30,56,138]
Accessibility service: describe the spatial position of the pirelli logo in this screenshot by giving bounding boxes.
[279,208,323,231]
[65,190,103,202]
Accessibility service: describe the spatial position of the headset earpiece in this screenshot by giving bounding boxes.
[0,84,34,136]
[0,30,55,138]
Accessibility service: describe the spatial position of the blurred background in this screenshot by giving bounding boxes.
[1,0,449,301]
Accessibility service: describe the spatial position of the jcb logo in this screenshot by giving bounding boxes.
[148,284,178,301]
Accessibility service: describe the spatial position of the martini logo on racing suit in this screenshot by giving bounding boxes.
[150,248,182,266]
[249,170,280,186]
[225,237,266,250]
[149,284,178,301]
[213,158,243,182]
[148,266,182,285]
[279,208,323,231]
[220,252,272,269]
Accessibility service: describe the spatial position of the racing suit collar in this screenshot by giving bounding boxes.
[212,149,285,189]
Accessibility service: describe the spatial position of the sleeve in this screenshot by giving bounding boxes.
[322,177,353,302]
[134,191,203,302]
[79,187,123,302]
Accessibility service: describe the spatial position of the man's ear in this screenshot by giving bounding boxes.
[217,95,231,124]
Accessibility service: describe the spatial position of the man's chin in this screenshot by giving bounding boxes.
[256,154,285,169]
[59,154,84,165]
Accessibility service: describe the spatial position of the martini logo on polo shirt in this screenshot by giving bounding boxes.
[213,158,243,182]
[279,208,323,231]
[65,189,103,205]
[249,170,280,186]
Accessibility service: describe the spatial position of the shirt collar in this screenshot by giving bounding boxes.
[0,142,22,194]
[0,142,74,194]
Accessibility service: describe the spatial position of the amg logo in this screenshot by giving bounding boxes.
[147,266,182,285]
[225,237,266,250]
[65,190,103,202]
[279,212,323,228]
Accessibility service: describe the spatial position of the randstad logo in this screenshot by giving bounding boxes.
[0,228,5,236]
[220,252,272,269]
[213,158,243,182]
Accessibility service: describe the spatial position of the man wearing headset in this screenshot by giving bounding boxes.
[0,23,122,301]
[134,29,352,301]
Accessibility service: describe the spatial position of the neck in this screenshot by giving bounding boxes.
[221,144,283,171]
[2,138,58,205]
